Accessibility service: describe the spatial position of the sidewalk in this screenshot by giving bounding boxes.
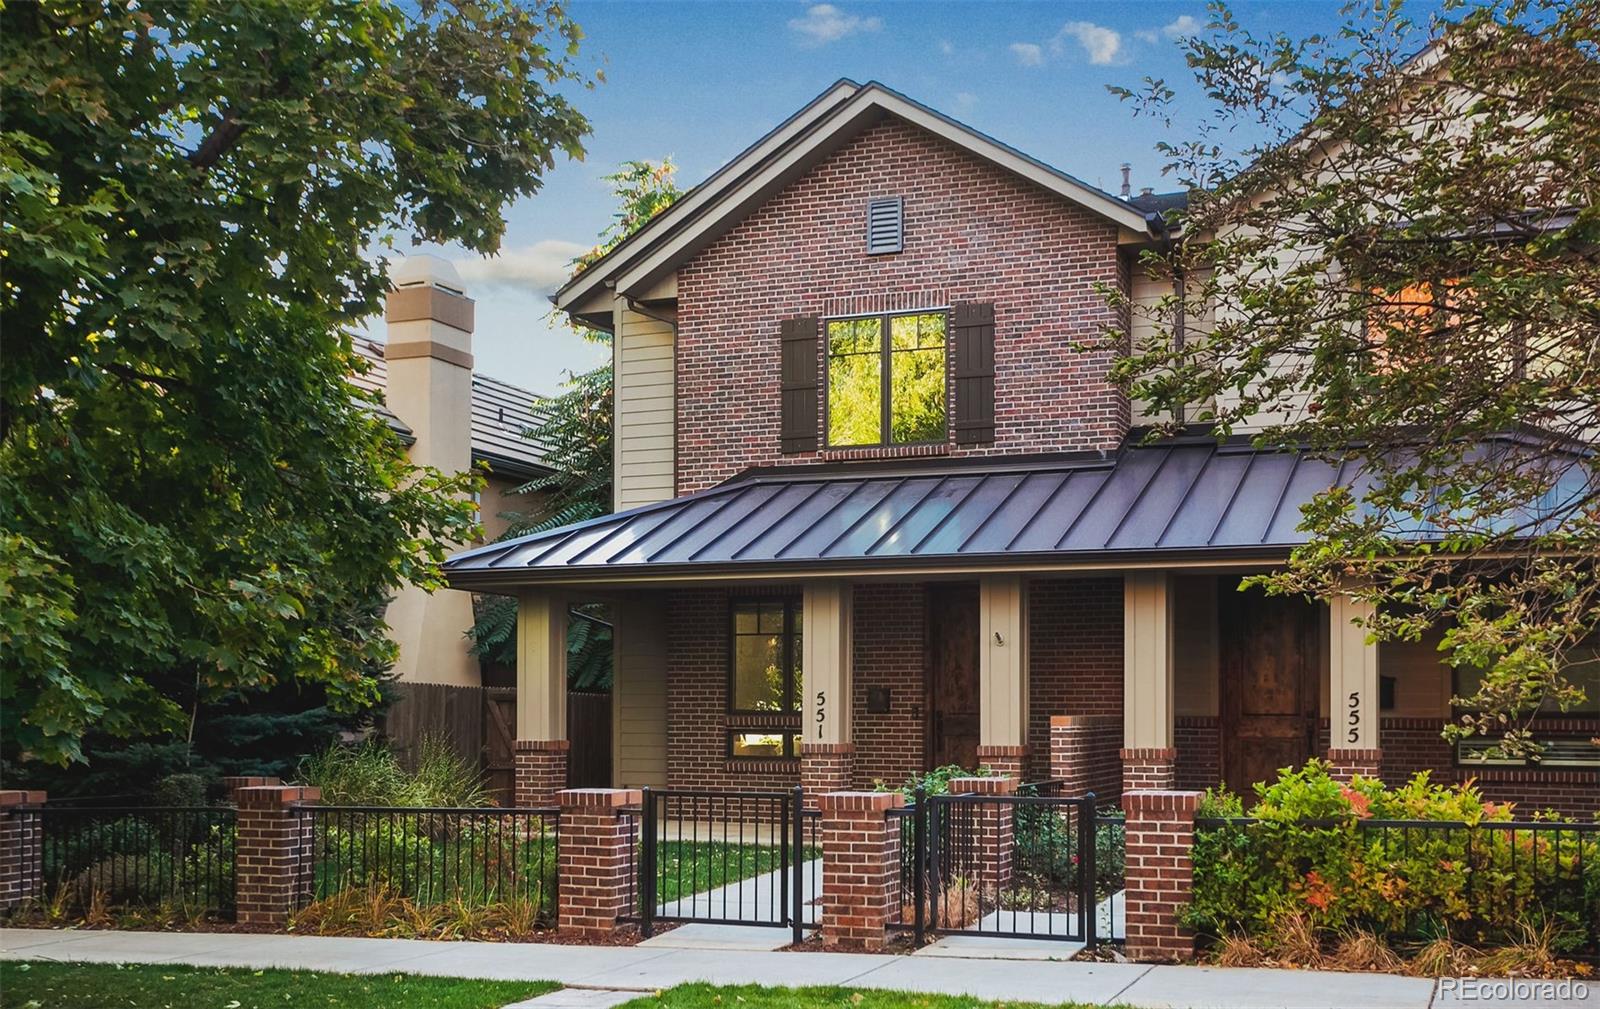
[1,927,1590,1009]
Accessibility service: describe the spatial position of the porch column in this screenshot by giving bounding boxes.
[1327,592,1382,782]
[516,590,569,807]
[802,581,854,797]
[1122,571,1176,791]
[977,575,1028,780]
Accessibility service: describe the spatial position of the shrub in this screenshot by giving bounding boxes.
[1186,760,1600,959]
[299,734,487,808]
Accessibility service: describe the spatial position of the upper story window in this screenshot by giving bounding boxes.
[825,311,947,447]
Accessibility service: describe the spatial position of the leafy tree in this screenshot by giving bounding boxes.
[1110,0,1599,757]
[468,160,682,679]
[1,1,594,769]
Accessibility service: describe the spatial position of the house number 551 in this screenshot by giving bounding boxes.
[815,690,826,739]
[1346,691,1361,743]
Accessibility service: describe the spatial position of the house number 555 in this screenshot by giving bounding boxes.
[1346,691,1362,743]
[815,690,826,739]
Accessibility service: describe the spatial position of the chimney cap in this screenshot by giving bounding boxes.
[391,254,465,295]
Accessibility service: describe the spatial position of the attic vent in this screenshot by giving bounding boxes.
[866,197,903,255]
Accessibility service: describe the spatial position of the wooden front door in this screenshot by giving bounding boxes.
[1218,578,1320,797]
[927,583,981,770]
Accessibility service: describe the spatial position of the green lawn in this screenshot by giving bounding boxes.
[0,962,558,1009]
[615,982,1098,1008]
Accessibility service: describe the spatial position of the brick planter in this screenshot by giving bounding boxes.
[557,788,642,938]
[816,790,904,950]
[1121,789,1200,962]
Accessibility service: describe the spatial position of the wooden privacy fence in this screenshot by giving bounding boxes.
[386,684,613,804]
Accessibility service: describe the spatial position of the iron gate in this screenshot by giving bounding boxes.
[629,786,816,944]
[896,788,1109,945]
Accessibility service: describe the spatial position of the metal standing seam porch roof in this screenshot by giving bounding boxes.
[443,440,1381,590]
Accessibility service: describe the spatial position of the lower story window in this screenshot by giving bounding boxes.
[1453,643,1600,767]
[729,732,803,759]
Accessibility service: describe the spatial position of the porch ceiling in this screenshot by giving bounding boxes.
[445,439,1377,590]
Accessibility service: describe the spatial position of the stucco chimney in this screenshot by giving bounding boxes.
[382,255,479,688]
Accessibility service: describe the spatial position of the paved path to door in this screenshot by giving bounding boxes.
[5,927,1589,1009]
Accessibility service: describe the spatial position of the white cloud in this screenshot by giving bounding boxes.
[1008,42,1045,67]
[953,91,978,115]
[938,39,955,56]
[787,4,882,47]
[1134,29,1158,44]
[1162,15,1201,39]
[453,240,588,294]
[1053,21,1124,66]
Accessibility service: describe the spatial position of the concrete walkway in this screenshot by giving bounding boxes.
[4,927,1591,1008]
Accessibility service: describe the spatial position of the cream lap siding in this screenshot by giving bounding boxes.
[614,304,676,511]
[1129,266,1216,428]
[612,594,668,788]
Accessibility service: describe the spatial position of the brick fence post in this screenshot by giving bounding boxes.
[1122,789,1201,962]
[516,740,570,808]
[817,790,904,950]
[0,791,46,913]
[235,785,319,927]
[557,788,642,938]
[949,776,1017,888]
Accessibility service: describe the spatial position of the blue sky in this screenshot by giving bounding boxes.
[375,1,1429,395]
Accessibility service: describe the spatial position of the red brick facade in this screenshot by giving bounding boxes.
[816,790,905,950]
[556,788,642,938]
[1122,789,1201,962]
[514,739,569,808]
[1379,716,1599,818]
[800,743,855,802]
[674,118,1128,495]
[1174,716,1221,793]
[235,785,318,927]
[0,790,44,912]
[850,583,928,789]
[1327,748,1384,782]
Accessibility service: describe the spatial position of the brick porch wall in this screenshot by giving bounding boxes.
[1048,715,1121,800]
[851,583,926,789]
[675,117,1128,495]
[1027,578,1123,781]
[1174,716,1221,792]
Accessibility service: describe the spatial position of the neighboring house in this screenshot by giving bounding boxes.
[355,256,551,690]
[444,81,1599,814]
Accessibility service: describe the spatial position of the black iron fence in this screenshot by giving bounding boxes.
[35,805,236,921]
[296,805,559,920]
[892,786,1118,946]
[1193,816,1600,960]
[628,786,817,943]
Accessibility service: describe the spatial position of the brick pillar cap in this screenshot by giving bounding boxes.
[558,787,642,809]
[1121,789,1202,814]
[0,790,46,807]
[516,739,572,753]
[948,776,1018,795]
[1050,714,1118,728]
[1120,748,1178,760]
[816,790,905,813]
[237,784,320,808]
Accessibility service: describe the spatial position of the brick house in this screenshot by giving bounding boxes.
[443,81,1599,816]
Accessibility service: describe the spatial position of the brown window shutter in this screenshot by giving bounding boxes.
[780,316,820,453]
[951,302,995,444]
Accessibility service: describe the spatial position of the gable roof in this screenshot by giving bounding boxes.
[351,337,552,480]
[554,80,1163,321]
